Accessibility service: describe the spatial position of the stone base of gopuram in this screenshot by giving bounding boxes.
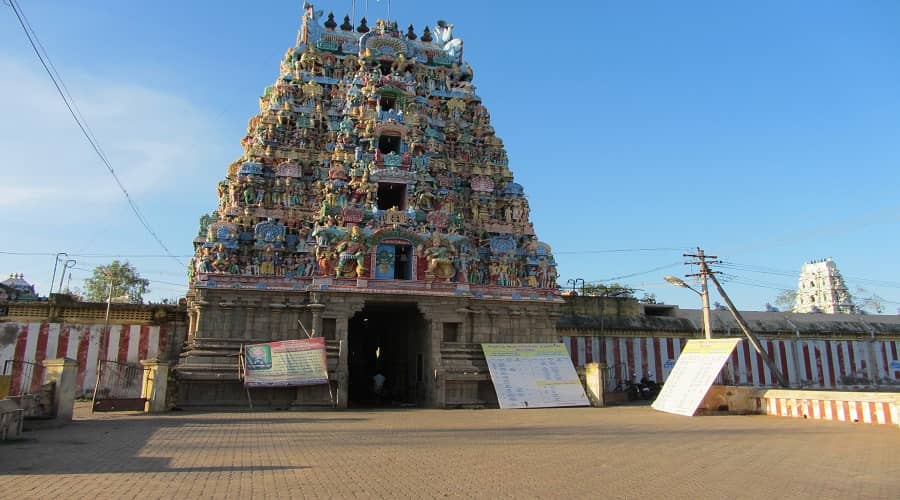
[175,276,562,409]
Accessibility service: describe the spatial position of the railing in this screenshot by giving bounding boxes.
[2,360,41,397]
[93,360,144,400]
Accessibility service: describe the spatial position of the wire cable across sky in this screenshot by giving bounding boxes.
[6,0,183,267]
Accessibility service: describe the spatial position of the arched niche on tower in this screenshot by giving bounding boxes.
[375,122,409,156]
[368,228,423,281]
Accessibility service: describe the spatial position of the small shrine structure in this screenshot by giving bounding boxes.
[178,4,562,408]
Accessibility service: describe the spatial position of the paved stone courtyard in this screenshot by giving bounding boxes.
[1,402,897,499]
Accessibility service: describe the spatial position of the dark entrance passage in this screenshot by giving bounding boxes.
[348,302,427,407]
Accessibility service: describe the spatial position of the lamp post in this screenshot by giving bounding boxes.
[665,275,712,340]
[58,259,76,296]
[566,278,585,295]
[49,252,68,295]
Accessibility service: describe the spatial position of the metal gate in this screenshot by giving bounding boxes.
[92,360,148,411]
[2,359,41,398]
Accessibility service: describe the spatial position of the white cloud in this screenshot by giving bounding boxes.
[0,56,228,211]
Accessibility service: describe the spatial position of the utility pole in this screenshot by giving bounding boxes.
[684,248,716,340]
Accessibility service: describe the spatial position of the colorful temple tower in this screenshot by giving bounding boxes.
[178,5,561,407]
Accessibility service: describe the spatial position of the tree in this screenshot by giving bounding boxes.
[855,287,885,314]
[774,290,797,312]
[639,293,657,304]
[581,283,635,297]
[83,260,150,304]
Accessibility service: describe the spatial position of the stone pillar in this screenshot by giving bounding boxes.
[0,400,24,441]
[429,319,442,407]
[141,359,170,413]
[269,302,286,340]
[187,309,197,338]
[335,316,349,409]
[308,303,325,338]
[243,301,257,340]
[42,358,79,425]
[220,302,234,339]
[583,362,605,407]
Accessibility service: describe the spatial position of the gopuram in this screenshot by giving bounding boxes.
[177,4,562,408]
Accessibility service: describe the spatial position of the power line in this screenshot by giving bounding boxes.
[67,265,187,288]
[0,251,194,259]
[6,0,183,267]
[719,261,900,289]
[582,261,684,283]
[554,247,690,255]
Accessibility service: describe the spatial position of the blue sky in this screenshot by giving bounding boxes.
[1,0,898,311]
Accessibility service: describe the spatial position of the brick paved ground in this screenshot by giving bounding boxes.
[1,402,897,499]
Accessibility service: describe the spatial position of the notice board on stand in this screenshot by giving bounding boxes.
[482,343,589,409]
[652,338,742,416]
[243,337,329,388]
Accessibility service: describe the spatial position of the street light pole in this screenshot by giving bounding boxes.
[58,259,76,296]
[566,278,585,295]
[49,252,68,296]
[664,273,712,340]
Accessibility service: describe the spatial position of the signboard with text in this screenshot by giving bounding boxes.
[243,337,329,388]
[652,338,742,417]
[482,343,589,409]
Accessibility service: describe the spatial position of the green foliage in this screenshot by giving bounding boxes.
[855,288,885,314]
[639,293,657,304]
[82,260,150,304]
[581,283,635,297]
[774,290,797,311]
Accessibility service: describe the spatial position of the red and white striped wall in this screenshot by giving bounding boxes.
[560,335,900,389]
[758,390,898,426]
[0,322,169,396]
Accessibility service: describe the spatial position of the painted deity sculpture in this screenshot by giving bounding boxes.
[335,225,368,278]
[419,232,457,281]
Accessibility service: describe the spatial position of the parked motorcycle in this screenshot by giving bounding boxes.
[638,375,662,400]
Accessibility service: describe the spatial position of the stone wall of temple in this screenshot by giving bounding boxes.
[177,286,560,407]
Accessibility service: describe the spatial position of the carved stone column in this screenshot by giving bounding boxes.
[308,299,325,338]
[269,302,286,340]
[335,316,349,408]
[219,301,234,339]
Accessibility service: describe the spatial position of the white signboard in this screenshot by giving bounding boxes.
[482,343,589,409]
[652,338,742,417]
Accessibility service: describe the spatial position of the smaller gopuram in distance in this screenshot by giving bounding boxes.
[178,4,562,408]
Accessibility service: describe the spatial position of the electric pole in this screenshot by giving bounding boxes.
[684,248,716,340]
[680,247,788,388]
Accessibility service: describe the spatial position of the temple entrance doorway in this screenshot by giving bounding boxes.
[347,302,427,408]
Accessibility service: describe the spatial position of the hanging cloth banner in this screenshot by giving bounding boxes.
[243,337,329,388]
[652,338,742,416]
